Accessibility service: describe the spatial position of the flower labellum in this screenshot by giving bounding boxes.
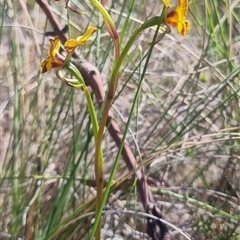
[41,36,65,73]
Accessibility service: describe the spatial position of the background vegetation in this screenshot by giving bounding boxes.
[0,0,240,239]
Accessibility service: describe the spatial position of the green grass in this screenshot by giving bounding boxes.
[0,0,240,239]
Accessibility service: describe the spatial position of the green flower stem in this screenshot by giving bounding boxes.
[87,2,120,239]
[64,61,104,240]
[62,62,99,142]
[112,16,166,82]
[88,0,120,63]
[88,0,115,35]
[91,14,167,240]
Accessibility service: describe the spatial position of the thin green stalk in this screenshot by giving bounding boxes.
[87,1,120,239]
[119,0,136,45]
[88,0,114,32]
[62,61,103,240]
[90,14,167,239]
[65,62,99,140]
[97,18,164,151]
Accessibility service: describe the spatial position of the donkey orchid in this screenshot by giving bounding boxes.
[41,27,97,73]
[163,0,190,36]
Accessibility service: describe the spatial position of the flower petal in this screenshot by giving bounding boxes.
[64,39,82,53]
[64,26,97,52]
[41,57,64,73]
[179,0,188,17]
[76,26,97,44]
[41,58,53,73]
[48,36,61,58]
[41,36,65,73]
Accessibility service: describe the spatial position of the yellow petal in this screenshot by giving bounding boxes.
[176,0,188,19]
[41,58,53,73]
[48,36,61,58]
[64,39,82,52]
[64,26,97,52]
[76,26,97,44]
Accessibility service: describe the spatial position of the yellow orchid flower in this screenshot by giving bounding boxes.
[163,0,190,36]
[41,36,65,73]
[64,26,97,52]
[41,27,97,73]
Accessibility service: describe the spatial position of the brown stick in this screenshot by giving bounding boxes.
[36,1,169,239]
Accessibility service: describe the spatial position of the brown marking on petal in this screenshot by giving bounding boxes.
[41,59,52,73]
[51,61,64,68]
